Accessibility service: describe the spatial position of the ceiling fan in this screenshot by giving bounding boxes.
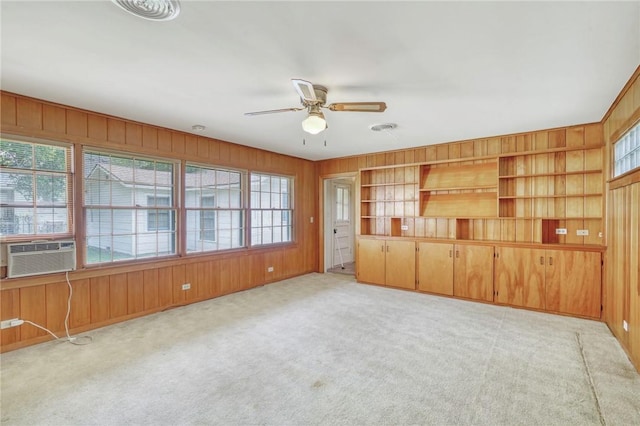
[244,79,387,135]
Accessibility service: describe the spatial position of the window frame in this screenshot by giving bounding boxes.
[82,149,179,266]
[249,171,294,247]
[0,136,74,242]
[184,163,246,254]
[613,120,640,178]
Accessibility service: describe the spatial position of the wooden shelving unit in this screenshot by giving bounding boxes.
[359,145,603,246]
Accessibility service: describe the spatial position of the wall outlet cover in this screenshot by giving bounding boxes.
[400,225,409,231]
[555,228,567,235]
[181,283,191,290]
[576,229,589,236]
[623,320,629,332]
[267,266,274,272]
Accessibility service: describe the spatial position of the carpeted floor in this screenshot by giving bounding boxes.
[1,273,639,425]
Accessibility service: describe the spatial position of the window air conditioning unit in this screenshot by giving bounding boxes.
[7,240,76,278]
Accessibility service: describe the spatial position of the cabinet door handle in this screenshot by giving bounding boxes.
[449,250,452,258]
[455,250,459,258]
[540,256,544,265]
[381,245,384,252]
[548,257,553,266]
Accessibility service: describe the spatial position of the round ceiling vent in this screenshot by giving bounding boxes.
[111,0,181,21]
[370,123,397,132]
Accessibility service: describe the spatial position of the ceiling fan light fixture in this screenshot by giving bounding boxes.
[302,110,327,135]
[111,0,181,21]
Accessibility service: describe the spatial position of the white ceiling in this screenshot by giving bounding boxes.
[1,1,639,161]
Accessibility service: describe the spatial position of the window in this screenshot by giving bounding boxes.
[614,121,640,177]
[185,165,244,253]
[250,173,293,246]
[147,196,171,231]
[0,138,72,238]
[335,185,350,222]
[200,196,216,241]
[83,151,177,264]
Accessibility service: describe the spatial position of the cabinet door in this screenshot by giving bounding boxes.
[357,238,386,285]
[385,240,416,290]
[417,242,454,295]
[454,244,494,302]
[495,247,545,309]
[545,249,601,318]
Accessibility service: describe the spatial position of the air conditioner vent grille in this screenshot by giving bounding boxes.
[7,240,76,278]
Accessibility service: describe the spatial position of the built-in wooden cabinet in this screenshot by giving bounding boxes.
[453,244,494,302]
[494,246,602,318]
[417,242,453,295]
[544,249,601,318]
[357,237,416,290]
[495,246,546,309]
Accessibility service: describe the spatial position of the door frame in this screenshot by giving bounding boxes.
[319,172,357,273]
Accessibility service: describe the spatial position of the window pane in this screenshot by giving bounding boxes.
[185,164,245,253]
[83,151,176,264]
[0,139,72,238]
[249,172,293,246]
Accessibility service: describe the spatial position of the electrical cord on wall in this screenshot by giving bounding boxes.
[21,271,92,346]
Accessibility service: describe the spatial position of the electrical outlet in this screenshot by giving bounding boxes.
[555,228,567,235]
[1,318,21,329]
[310,217,314,223]
[401,225,409,231]
[267,266,274,272]
[623,320,629,332]
[576,229,589,236]
[181,283,191,291]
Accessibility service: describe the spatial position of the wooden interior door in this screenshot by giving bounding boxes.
[385,240,416,290]
[545,249,601,318]
[417,242,453,295]
[495,246,545,309]
[454,244,494,302]
[357,238,386,285]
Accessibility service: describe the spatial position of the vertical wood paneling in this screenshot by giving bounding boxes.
[66,110,88,137]
[69,278,91,328]
[107,119,126,144]
[125,123,143,147]
[42,104,66,134]
[90,276,110,323]
[88,115,108,141]
[172,132,186,155]
[127,271,145,314]
[184,263,199,301]
[157,129,172,152]
[45,282,68,333]
[20,286,47,339]
[197,137,209,159]
[109,273,128,318]
[157,266,173,307]
[185,135,198,157]
[143,268,159,310]
[16,98,42,129]
[1,289,21,345]
[1,93,17,125]
[172,265,186,303]
[142,126,158,150]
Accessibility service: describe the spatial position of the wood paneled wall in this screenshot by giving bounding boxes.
[0,91,319,352]
[603,66,640,371]
[318,124,603,176]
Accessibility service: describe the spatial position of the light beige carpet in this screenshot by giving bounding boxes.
[1,273,639,425]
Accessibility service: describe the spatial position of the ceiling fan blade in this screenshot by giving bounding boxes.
[327,102,387,112]
[244,107,304,116]
[292,79,317,102]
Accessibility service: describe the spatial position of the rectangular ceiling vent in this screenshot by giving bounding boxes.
[7,240,76,278]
